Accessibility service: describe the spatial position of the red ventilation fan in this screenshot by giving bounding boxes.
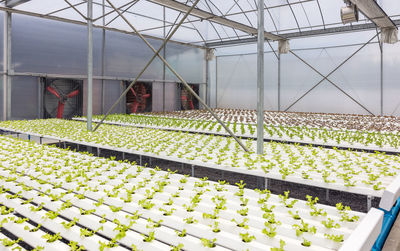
[181,85,194,110]
[46,85,80,118]
[43,78,82,119]
[129,83,151,113]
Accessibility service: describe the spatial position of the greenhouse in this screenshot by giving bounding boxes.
[0,0,399,250]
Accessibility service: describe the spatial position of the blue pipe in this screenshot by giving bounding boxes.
[372,197,400,251]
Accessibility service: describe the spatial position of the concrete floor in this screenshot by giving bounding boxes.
[383,213,400,251]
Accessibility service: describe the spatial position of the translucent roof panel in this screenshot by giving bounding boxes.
[2,0,399,47]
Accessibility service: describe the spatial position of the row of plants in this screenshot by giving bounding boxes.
[0,135,367,250]
[0,119,398,197]
[143,109,400,132]
[0,211,71,251]
[75,114,400,150]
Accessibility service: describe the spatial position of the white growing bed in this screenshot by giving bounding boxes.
[140,109,400,132]
[73,115,400,154]
[0,119,399,198]
[0,136,383,251]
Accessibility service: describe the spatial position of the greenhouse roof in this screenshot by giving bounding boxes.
[0,0,399,47]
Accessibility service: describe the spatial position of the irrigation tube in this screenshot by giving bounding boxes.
[373,197,400,250]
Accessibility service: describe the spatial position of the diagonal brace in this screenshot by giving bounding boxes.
[45,1,86,17]
[105,0,139,27]
[289,50,374,115]
[94,0,200,134]
[284,33,379,114]
[93,0,138,22]
[95,0,250,152]
[64,0,87,21]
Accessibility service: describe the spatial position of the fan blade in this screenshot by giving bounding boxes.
[130,87,137,97]
[131,101,139,113]
[56,101,65,118]
[47,86,61,99]
[189,100,194,110]
[67,89,79,98]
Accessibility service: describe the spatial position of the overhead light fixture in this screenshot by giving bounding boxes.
[381,27,398,44]
[341,1,359,24]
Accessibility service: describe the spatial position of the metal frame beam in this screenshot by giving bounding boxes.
[0,6,206,49]
[7,71,206,85]
[146,0,284,41]
[349,0,396,29]
[5,0,30,8]
[206,19,400,47]
[137,0,313,34]
[2,1,399,47]
[93,1,199,34]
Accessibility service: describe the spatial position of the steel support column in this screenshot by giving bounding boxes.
[98,0,249,152]
[278,53,281,111]
[101,0,106,114]
[37,77,42,119]
[87,0,93,131]
[215,56,218,108]
[380,43,383,116]
[3,12,11,121]
[202,51,207,109]
[256,0,264,155]
[206,55,210,106]
[162,6,166,112]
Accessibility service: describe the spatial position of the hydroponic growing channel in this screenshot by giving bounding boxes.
[142,109,400,132]
[0,135,383,251]
[0,119,399,201]
[74,113,400,153]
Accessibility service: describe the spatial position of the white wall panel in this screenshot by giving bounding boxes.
[12,14,103,75]
[10,76,38,120]
[104,31,163,80]
[212,30,390,116]
[102,80,124,114]
[165,43,205,83]
[383,42,400,116]
[216,52,278,110]
[286,81,372,115]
